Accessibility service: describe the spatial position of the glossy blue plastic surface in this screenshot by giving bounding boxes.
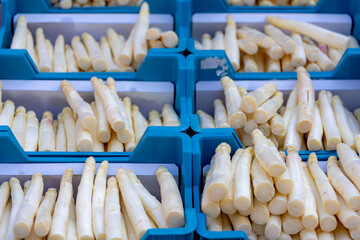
[0,0,190,76]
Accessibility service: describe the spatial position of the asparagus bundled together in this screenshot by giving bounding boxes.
[10,4,178,72]
[50,0,143,9]
[197,68,360,152]
[203,141,360,239]
[0,79,180,152]
[195,14,359,73]
[227,0,319,6]
[0,157,184,239]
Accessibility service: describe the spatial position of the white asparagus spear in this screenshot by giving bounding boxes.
[62,107,77,151]
[194,40,203,50]
[76,157,95,240]
[265,56,281,72]
[337,143,360,191]
[347,110,360,135]
[244,114,258,134]
[76,118,93,152]
[290,34,306,67]
[48,168,73,240]
[71,36,91,71]
[132,105,148,144]
[123,97,136,152]
[11,16,27,49]
[60,0,72,8]
[252,129,286,177]
[206,214,222,231]
[201,159,220,218]
[300,229,317,240]
[11,106,27,148]
[334,223,351,239]
[211,31,225,50]
[237,39,258,55]
[234,147,253,211]
[254,48,265,72]
[206,143,232,202]
[281,54,294,72]
[221,213,232,231]
[252,223,265,236]
[61,80,97,131]
[243,54,258,72]
[92,161,108,240]
[303,42,319,62]
[14,173,43,238]
[128,170,166,228]
[162,104,180,126]
[251,156,275,203]
[55,113,66,151]
[268,191,288,215]
[308,153,340,215]
[201,34,212,50]
[241,82,277,114]
[26,30,38,68]
[148,40,164,49]
[282,212,303,235]
[161,31,179,48]
[254,92,283,124]
[284,106,303,151]
[301,163,318,231]
[220,76,246,128]
[317,229,334,240]
[264,24,296,54]
[53,119,58,138]
[107,130,124,152]
[116,168,151,239]
[66,198,77,240]
[307,103,323,151]
[265,215,282,240]
[106,29,124,65]
[225,15,240,71]
[336,192,360,229]
[297,67,315,133]
[82,33,107,72]
[266,16,353,50]
[228,213,251,234]
[250,198,270,225]
[286,146,305,218]
[38,111,55,151]
[237,27,273,49]
[270,113,285,136]
[133,2,149,65]
[318,91,341,150]
[332,95,355,148]
[0,181,10,222]
[156,166,185,228]
[316,48,336,71]
[303,163,337,232]
[89,102,105,151]
[146,27,162,41]
[328,48,343,64]
[0,200,11,239]
[327,156,360,210]
[53,35,67,72]
[45,40,54,67]
[121,198,136,240]
[0,100,15,126]
[265,40,284,61]
[105,177,124,240]
[35,28,52,72]
[91,77,125,132]
[5,178,24,240]
[100,37,120,72]
[119,24,137,66]
[237,128,253,147]
[34,188,57,237]
[149,110,162,126]
[279,232,291,240]
[64,45,79,72]
[94,93,111,143]
[23,111,39,151]
[197,110,215,128]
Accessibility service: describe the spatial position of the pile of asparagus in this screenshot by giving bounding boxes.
[0,78,180,152]
[10,3,179,72]
[197,67,360,152]
[0,157,185,239]
[202,139,360,239]
[50,0,142,9]
[195,15,359,73]
[227,0,318,6]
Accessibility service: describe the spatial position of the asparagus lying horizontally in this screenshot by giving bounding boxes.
[202,141,360,239]
[0,157,185,239]
[10,3,179,72]
[50,0,143,9]
[227,0,319,6]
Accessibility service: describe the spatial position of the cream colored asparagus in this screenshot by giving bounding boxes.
[228,213,251,234]
[254,48,265,72]
[55,113,66,151]
[336,192,360,229]
[265,215,282,240]
[0,181,10,222]
[316,48,336,71]
[270,113,285,136]
[252,222,265,235]
[301,163,318,231]
[123,97,136,152]
[206,214,222,231]
[241,82,277,114]
[5,178,24,240]
[39,111,55,151]
[282,212,303,235]
[93,93,110,143]
[62,107,77,151]
[201,159,221,218]
[0,201,11,239]
[26,30,38,68]
[284,106,302,151]
[82,33,107,72]
[133,2,149,65]
[66,198,77,240]
[346,110,360,135]
[266,56,281,72]
[107,131,124,152]
[225,15,240,71]
[281,54,294,72]
[251,156,275,203]
[146,27,162,41]
[121,199,136,240]
[64,45,79,72]
[53,35,67,72]
[264,24,296,54]
[11,16,27,49]
[201,34,212,50]
[197,110,216,128]
[106,29,124,65]
[0,100,15,126]
[254,92,283,124]
[334,223,352,239]
[243,54,258,72]
[76,118,93,152]
[71,36,91,71]
[100,37,120,72]
[34,188,57,237]
[237,39,258,55]
[132,105,148,144]
[303,42,319,62]
[266,16,353,50]
[23,113,38,152]
[250,198,270,225]
[337,143,360,191]
[76,157,95,240]
[307,103,323,151]
[149,110,162,126]
[221,213,232,231]
[11,106,27,148]
[308,153,340,215]
[161,31,178,48]
[162,104,180,126]
[317,229,334,240]
[237,26,273,49]
[244,114,258,134]
[36,28,52,72]
[268,191,287,215]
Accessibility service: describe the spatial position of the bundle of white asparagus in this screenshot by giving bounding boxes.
[227,0,318,6]
[0,157,185,239]
[50,0,142,9]
[195,14,359,73]
[0,78,180,152]
[10,4,179,72]
[197,67,360,152]
[202,141,360,239]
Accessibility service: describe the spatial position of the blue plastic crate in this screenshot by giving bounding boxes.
[0,131,196,240]
[187,52,360,156]
[0,0,190,76]
[192,131,333,240]
[0,53,189,158]
[188,0,360,77]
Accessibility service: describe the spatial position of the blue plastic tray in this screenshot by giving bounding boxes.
[0,0,190,76]
[0,131,196,240]
[192,131,333,240]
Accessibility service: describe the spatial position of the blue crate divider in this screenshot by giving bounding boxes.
[192,132,334,240]
[0,0,190,75]
[0,130,196,240]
